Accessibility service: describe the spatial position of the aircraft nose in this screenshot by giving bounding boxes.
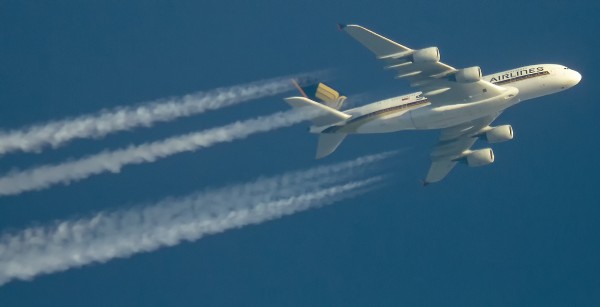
[568,70,582,87]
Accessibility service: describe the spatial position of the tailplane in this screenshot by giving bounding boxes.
[286,80,351,159]
[316,133,347,159]
[284,96,350,126]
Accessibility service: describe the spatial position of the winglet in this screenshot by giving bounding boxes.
[337,23,347,31]
[421,179,430,187]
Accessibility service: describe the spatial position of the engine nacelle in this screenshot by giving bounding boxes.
[412,47,440,63]
[485,125,513,143]
[466,148,494,167]
[454,66,482,83]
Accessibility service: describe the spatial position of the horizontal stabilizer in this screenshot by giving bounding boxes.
[316,133,347,159]
[284,97,350,126]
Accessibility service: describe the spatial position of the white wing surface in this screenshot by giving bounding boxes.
[340,24,506,104]
[424,114,500,184]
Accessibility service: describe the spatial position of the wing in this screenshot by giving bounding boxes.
[340,24,506,104]
[424,113,501,184]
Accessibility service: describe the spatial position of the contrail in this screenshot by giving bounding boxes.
[0,109,319,196]
[0,156,389,286]
[0,74,316,156]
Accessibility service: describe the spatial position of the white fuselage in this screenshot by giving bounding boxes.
[329,64,581,134]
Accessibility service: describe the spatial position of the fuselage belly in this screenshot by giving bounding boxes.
[340,64,579,134]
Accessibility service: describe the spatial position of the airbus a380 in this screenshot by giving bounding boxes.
[285,24,581,184]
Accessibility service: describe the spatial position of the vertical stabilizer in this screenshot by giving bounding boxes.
[314,83,347,110]
[316,133,347,159]
[292,80,347,110]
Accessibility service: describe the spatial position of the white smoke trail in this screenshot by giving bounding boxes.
[0,156,388,286]
[0,109,317,196]
[0,74,315,156]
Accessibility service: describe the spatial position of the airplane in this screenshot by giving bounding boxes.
[285,24,582,185]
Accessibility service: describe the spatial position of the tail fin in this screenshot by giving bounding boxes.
[286,81,350,159]
[316,133,347,159]
[284,97,350,126]
[292,80,347,110]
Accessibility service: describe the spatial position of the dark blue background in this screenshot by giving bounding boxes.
[1,1,598,306]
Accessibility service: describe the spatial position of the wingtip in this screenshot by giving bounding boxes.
[421,179,430,187]
[336,23,347,31]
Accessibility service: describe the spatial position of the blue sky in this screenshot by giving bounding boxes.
[1,1,599,306]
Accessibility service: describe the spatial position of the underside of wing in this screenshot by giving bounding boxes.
[340,24,513,184]
[341,24,509,105]
[425,160,459,185]
[341,25,455,82]
[340,24,412,59]
[418,78,510,105]
[425,114,501,184]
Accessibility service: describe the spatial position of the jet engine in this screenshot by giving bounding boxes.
[485,125,513,143]
[454,66,482,83]
[465,148,494,167]
[412,47,440,63]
